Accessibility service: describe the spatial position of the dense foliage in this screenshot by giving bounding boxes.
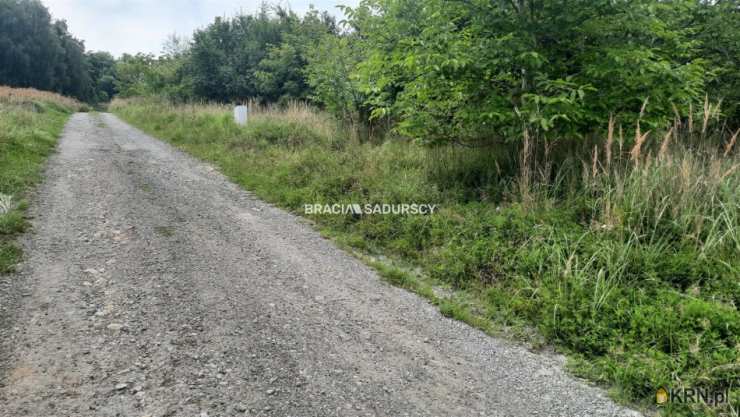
[4,0,738,131]
[111,0,740,142]
[113,6,337,104]
[347,0,709,142]
[0,0,115,102]
[340,0,740,142]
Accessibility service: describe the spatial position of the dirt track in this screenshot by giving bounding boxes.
[0,113,641,417]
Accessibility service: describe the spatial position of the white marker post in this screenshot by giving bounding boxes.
[234,105,248,126]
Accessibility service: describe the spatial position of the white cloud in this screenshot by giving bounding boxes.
[43,0,358,57]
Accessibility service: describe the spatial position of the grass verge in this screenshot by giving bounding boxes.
[112,97,739,416]
[0,86,80,272]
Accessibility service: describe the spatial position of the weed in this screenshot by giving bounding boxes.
[0,86,84,111]
[112,97,740,416]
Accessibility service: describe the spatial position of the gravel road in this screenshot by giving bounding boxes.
[0,113,641,417]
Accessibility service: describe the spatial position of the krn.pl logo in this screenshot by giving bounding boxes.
[656,387,669,405]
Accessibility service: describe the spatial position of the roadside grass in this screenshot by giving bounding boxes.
[112,97,740,416]
[0,86,79,272]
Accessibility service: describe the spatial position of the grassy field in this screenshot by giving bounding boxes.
[112,97,739,416]
[0,86,81,272]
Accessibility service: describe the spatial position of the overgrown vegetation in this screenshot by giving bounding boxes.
[113,97,739,416]
[5,0,737,414]
[0,86,78,272]
[109,1,740,137]
[112,5,338,104]
[5,0,738,132]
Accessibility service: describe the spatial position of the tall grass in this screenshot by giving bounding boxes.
[112,97,739,416]
[588,109,739,254]
[0,86,85,111]
[0,85,76,272]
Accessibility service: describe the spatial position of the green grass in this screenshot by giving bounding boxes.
[112,97,740,416]
[154,225,175,237]
[0,88,76,272]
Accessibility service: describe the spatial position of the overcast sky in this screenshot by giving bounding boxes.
[43,0,359,57]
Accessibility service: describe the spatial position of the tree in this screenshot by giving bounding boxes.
[0,0,104,102]
[346,0,708,144]
[305,34,366,123]
[114,53,158,97]
[188,7,282,102]
[52,20,94,101]
[690,0,740,124]
[254,7,337,103]
[0,0,61,91]
[87,51,117,102]
[186,5,336,103]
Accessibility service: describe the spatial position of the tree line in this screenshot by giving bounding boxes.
[0,0,116,103]
[113,6,337,104]
[2,0,738,141]
[114,0,740,143]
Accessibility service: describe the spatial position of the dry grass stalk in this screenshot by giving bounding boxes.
[702,95,711,136]
[633,98,649,159]
[671,103,681,123]
[724,128,739,158]
[644,151,653,171]
[671,103,681,142]
[605,114,614,169]
[701,95,722,136]
[658,127,674,160]
[680,158,692,196]
[630,130,650,165]
[592,145,599,178]
[721,164,739,181]
[0,85,82,110]
[710,159,723,182]
[542,137,554,185]
[519,128,532,204]
[639,97,649,118]
[688,102,694,133]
